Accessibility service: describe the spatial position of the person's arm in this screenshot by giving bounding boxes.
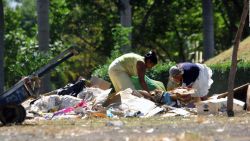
[137,90,154,101]
[137,61,149,92]
[168,92,192,103]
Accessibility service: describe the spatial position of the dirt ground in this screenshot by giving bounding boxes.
[0,112,250,141]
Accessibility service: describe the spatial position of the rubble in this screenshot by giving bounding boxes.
[22,78,249,122]
[196,96,244,115]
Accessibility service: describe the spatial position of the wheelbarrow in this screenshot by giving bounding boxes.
[0,47,78,124]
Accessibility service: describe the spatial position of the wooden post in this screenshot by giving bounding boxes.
[227,0,248,117]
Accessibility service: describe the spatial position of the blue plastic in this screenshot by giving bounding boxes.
[106,108,114,118]
[161,92,172,105]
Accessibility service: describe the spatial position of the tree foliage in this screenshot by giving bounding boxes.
[3,0,249,90]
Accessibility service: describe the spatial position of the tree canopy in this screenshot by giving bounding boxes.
[2,0,249,90]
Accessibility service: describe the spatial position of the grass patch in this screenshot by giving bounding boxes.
[205,36,250,65]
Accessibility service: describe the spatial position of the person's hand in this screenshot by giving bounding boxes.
[178,86,192,90]
[154,89,164,94]
[176,93,192,103]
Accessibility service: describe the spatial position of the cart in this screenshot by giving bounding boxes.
[0,47,78,124]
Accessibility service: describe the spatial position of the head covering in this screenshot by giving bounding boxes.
[169,65,184,77]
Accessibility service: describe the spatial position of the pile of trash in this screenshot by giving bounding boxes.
[23,77,248,120]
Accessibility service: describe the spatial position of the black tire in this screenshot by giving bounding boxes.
[0,104,26,125]
[16,105,26,123]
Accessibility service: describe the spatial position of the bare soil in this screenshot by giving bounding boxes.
[0,113,250,141]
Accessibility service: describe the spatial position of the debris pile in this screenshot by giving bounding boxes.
[23,77,248,121]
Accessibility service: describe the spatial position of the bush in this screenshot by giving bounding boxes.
[94,59,250,96]
[207,61,250,95]
[146,61,176,84]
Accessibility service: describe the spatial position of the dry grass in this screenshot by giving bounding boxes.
[0,113,250,141]
[205,36,250,65]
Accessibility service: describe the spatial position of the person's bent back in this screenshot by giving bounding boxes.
[108,51,157,93]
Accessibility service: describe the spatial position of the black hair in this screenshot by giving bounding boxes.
[144,50,157,64]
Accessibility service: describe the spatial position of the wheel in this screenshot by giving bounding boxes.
[16,105,26,123]
[0,104,26,125]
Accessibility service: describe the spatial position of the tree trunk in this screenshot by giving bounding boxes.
[119,0,131,53]
[37,0,51,93]
[227,0,248,117]
[0,0,4,94]
[202,0,214,61]
[173,25,186,62]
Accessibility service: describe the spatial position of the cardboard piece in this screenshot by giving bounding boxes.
[118,88,157,116]
[196,97,245,115]
[90,76,111,90]
[143,107,164,117]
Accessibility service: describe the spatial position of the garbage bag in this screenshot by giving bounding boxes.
[60,95,82,109]
[30,95,83,113]
[30,95,61,112]
[57,79,87,97]
[77,87,112,105]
